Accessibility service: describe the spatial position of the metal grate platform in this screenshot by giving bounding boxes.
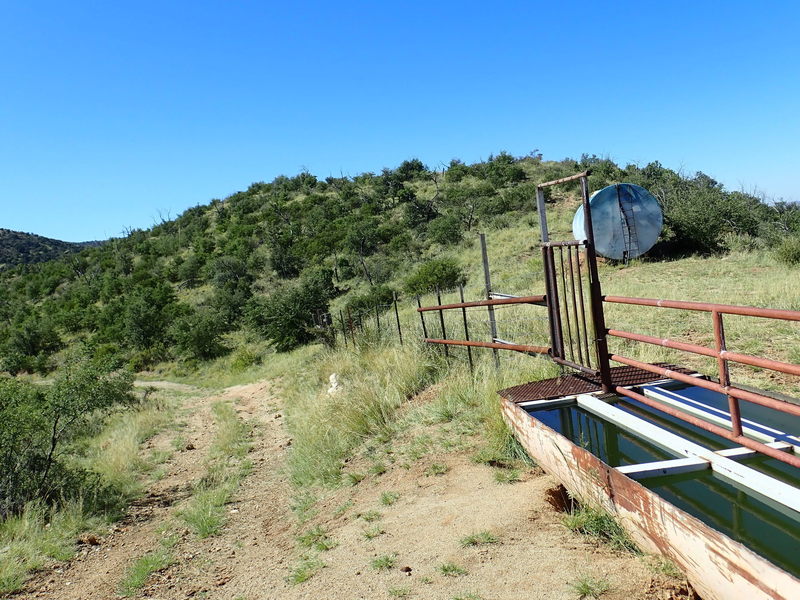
[498,364,694,403]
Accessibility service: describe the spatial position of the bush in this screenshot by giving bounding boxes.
[169,308,229,360]
[0,355,134,516]
[404,258,466,295]
[427,215,463,245]
[776,236,800,265]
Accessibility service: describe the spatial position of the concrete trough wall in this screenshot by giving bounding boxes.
[501,397,800,600]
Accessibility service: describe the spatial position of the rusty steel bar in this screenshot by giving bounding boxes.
[416,296,428,339]
[425,338,549,355]
[480,233,500,369]
[604,295,800,321]
[552,356,599,376]
[558,246,575,363]
[393,292,403,346]
[436,287,449,358]
[614,385,800,469]
[609,353,800,418]
[575,246,592,367]
[542,246,565,359]
[540,240,586,248]
[338,310,348,348]
[416,295,547,312]
[537,170,590,188]
[581,175,613,392]
[713,311,743,437]
[606,329,800,377]
[459,285,474,373]
[566,245,585,366]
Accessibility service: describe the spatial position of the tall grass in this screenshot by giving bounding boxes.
[0,393,176,594]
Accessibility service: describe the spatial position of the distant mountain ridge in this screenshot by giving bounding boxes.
[0,228,102,269]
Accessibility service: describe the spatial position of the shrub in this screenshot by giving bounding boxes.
[169,308,229,360]
[404,258,466,295]
[776,236,800,265]
[427,214,464,245]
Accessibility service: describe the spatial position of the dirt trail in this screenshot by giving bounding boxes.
[19,380,691,600]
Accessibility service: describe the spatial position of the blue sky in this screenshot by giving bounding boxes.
[2,1,799,241]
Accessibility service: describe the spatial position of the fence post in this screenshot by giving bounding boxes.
[436,286,449,358]
[417,295,429,339]
[338,310,348,347]
[375,303,381,332]
[580,175,612,392]
[480,233,500,369]
[393,292,403,345]
[713,310,743,436]
[459,284,474,374]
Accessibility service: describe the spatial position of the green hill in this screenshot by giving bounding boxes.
[0,152,798,376]
[0,228,100,270]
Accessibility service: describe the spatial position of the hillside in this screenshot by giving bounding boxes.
[1,152,797,377]
[0,228,100,270]
[3,152,799,597]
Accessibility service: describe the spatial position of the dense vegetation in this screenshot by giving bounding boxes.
[0,228,99,271]
[2,153,799,377]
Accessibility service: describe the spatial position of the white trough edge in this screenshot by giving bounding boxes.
[576,393,800,517]
[643,385,800,449]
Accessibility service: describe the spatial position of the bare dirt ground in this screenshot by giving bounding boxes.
[17,380,693,600]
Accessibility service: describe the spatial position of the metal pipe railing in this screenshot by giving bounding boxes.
[424,338,549,355]
[604,295,800,321]
[416,295,546,312]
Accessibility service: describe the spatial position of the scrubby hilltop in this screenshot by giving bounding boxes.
[0,228,99,270]
[1,152,797,376]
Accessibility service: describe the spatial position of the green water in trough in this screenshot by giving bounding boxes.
[528,390,800,578]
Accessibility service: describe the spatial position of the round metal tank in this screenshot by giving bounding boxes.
[572,183,663,260]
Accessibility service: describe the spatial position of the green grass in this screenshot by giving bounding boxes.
[425,462,449,476]
[359,510,382,522]
[380,491,400,506]
[118,548,174,596]
[493,467,521,484]
[286,555,325,585]
[297,525,338,551]
[452,594,483,600]
[438,562,468,576]
[389,586,411,597]
[563,505,639,554]
[371,553,398,570]
[363,525,386,540]
[570,575,610,598]
[459,531,498,547]
[179,401,252,538]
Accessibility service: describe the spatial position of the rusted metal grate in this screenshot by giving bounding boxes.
[498,363,694,403]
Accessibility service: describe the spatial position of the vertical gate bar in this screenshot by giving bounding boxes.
[566,245,585,366]
[575,244,592,369]
[436,286,449,358]
[417,295,429,339]
[713,310,743,436]
[393,292,403,345]
[480,233,500,369]
[543,245,564,358]
[459,284,474,373]
[347,306,356,340]
[580,175,613,392]
[558,246,575,362]
[339,310,348,348]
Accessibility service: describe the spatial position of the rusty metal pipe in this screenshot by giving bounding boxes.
[604,295,800,321]
[610,354,800,418]
[552,356,599,376]
[614,386,800,469]
[417,295,546,312]
[607,329,800,377]
[425,338,549,355]
[537,170,590,188]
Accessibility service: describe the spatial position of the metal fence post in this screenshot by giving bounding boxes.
[459,284,474,373]
[436,286,449,358]
[417,295,428,339]
[393,292,403,345]
[479,233,500,369]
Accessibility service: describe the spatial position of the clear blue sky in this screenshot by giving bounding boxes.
[2,1,799,241]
